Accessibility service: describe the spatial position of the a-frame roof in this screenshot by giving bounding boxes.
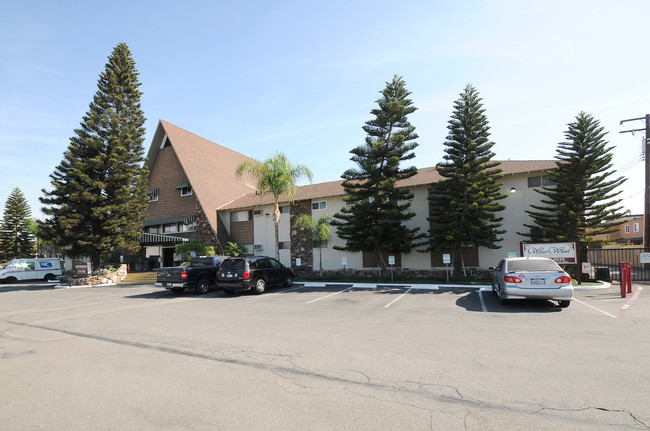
[146,120,257,231]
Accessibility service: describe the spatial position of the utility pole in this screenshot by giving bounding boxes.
[620,114,649,249]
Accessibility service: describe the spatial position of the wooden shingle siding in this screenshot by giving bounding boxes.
[230,220,254,244]
[146,146,197,221]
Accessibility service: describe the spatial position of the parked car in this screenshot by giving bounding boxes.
[489,257,573,307]
[217,256,294,294]
[0,258,63,283]
[155,256,228,294]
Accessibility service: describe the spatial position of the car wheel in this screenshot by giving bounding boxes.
[284,275,293,287]
[491,280,496,293]
[4,277,17,284]
[44,273,56,281]
[251,278,266,294]
[171,287,185,294]
[195,279,210,295]
[498,286,509,305]
[558,300,570,308]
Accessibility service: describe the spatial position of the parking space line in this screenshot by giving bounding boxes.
[306,286,354,304]
[384,288,412,308]
[478,288,490,312]
[572,298,617,318]
[245,285,307,300]
[618,286,643,318]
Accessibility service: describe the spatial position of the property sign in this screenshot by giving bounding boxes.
[582,262,591,274]
[388,255,395,265]
[640,253,650,264]
[522,243,576,264]
[442,253,451,264]
[75,261,90,275]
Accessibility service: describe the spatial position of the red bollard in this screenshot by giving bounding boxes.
[626,264,632,294]
[620,262,630,298]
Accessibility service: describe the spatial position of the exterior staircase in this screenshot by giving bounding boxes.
[122,271,157,284]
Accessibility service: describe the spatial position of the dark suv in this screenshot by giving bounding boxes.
[217,256,294,294]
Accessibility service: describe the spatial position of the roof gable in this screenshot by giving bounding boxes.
[146,120,257,231]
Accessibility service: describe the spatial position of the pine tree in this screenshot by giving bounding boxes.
[332,75,426,275]
[428,84,506,274]
[0,187,34,260]
[522,112,627,247]
[40,43,148,269]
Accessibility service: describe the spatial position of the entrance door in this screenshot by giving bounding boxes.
[163,247,175,267]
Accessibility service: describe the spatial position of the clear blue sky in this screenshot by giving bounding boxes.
[1,0,647,219]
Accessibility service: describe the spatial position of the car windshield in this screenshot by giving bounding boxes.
[508,259,561,272]
[219,259,246,271]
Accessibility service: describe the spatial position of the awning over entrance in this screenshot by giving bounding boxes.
[143,214,196,226]
[138,233,197,245]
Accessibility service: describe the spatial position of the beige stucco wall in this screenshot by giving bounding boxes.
[221,170,551,271]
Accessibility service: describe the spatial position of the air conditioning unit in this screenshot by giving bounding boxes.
[254,244,264,251]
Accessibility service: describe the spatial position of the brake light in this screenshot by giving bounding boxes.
[243,271,250,280]
[504,275,522,283]
[555,275,571,284]
[181,270,188,280]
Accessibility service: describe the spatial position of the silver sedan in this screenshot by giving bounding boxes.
[490,257,573,308]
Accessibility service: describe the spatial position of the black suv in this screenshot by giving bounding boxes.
[217,256,294,294]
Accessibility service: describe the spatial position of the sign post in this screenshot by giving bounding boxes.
[443,253,451,283]
[388,255,395,282]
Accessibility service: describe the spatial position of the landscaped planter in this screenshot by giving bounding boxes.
[59,264,129,286]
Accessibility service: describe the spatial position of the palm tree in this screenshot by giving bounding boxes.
[236,152,312,259]
[294,214,332,276]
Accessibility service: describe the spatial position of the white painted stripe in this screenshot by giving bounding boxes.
[384,288,412,308]
[306,286,354,304]
[573,298,617,318]
[478,287,490,312]
[245,285,307,300]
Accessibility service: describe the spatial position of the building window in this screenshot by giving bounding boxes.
[312,201,327,211]
[163,223,178,233]
[146,226,160,234]
[231,210,253,222]
[278,241,291,250]
[179,221,196,232]
[633,222,640,233]
[625,225,631,234]
[180,185,192,196]
[147,189,159,202]
[527,175,555,188]
[254,244,264,251]
[280,206,290,214]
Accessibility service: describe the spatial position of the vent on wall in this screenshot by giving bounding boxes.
[254,244,264,251]
[253,209,263,216]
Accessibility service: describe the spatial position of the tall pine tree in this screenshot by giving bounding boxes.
[0,187,34,260]
[521,112,626,247]
[332,75,426,275]
[40,43,148,269]
[428,84,506,274]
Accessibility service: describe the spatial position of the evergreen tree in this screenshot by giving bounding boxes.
[428,84,506,274]
[521,112,627,248]
[40,43,148,269]
[332,75,426,275]
[0,187,34,260]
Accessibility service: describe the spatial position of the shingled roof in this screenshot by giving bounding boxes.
[219,160,557,211]
[146,120,257,232]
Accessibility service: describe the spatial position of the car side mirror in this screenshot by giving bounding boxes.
[488,266,495,271]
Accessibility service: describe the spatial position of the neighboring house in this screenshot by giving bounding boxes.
[216,161,558,272]
[140,120,256,268]
[592,214,644,246]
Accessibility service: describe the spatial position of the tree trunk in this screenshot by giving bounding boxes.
[273,202,280,260]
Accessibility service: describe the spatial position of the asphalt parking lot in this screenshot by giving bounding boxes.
[1,280,648,430]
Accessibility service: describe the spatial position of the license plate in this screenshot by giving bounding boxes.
[530,278,545,285]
